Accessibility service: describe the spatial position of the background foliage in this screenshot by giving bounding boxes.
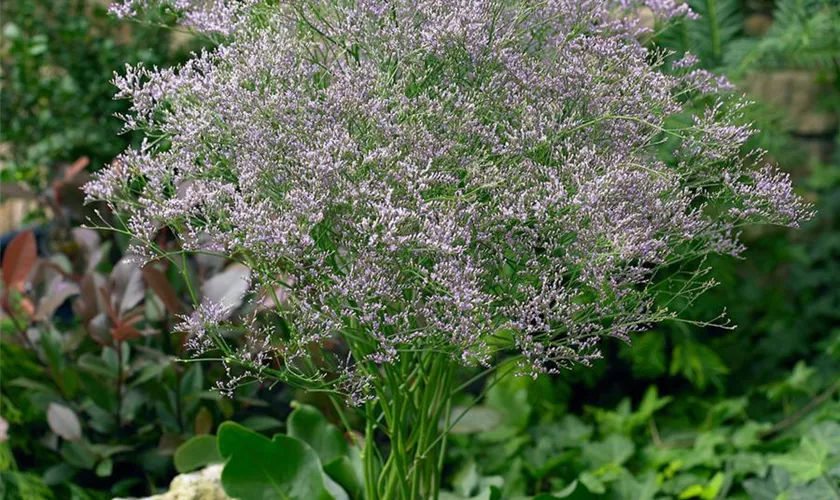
[0,0,838,498]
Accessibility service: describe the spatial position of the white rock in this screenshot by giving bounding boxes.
[114,465,231,500]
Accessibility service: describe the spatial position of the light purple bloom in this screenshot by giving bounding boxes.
[91,0,811,400]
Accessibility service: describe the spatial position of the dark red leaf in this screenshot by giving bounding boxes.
[142,265,182,315]
[2,230,38,292]
[111,324,143,342]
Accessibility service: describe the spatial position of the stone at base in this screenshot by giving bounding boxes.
[114,465,231,500]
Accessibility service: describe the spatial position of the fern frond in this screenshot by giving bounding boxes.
[728,3,840,75]
[657,0,743,68]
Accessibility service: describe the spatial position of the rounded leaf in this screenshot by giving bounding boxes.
[287,403,348,464]
[218,422,339,500]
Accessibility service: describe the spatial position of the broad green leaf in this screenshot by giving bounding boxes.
[60,442,96,470]
[174,435,222,473]
[323,452,364,500]
[287,403,348,464]
[218,422,341,500]
[286,405,364,498]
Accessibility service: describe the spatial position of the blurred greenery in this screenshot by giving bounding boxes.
[0,0,193,191]
[0,0,838,499]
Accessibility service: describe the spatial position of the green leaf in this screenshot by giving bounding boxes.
[217,422,341,500]
[547,415,593,447]
[323,453,364,500]
[543,480,578,499]
[578,471,605,494]
[452,461,480,497]
[677,472,724,500]
[180,363,204,402]
[286,404,363,499]
[625,386,672,432]
[732,421,772,450]
[485,370,532,430]
[809,421,840,455]
[240,415,284,432]
[669,337,729,391]
[447,406,504,435]
[744,466,839,500]
[620,331,667,379]
[42,463,76,486]
[765,361,818,401]
[769,436,830,483]
[728,452,768,479]
[94,459,112,478]
[174,435,223,473]
[287,403,348,465]
[613,470,658,500]
[60,442,97,470]
[582,434,634,468]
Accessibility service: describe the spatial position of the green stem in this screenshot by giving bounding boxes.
[363,351,457,500]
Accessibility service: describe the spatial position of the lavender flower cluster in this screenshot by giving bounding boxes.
[90,0,811,401]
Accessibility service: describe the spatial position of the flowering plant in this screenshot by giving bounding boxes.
[88,0,811,497]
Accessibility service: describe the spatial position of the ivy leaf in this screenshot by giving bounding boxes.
[809,421,840,455]
[744,467,838,500]
[218,421,343,500]
[582,434,634,468]
[769,436,830,483]
[731,421,772,450]
[613,470,658,500]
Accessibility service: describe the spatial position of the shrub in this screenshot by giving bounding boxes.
[88,1,811,498]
